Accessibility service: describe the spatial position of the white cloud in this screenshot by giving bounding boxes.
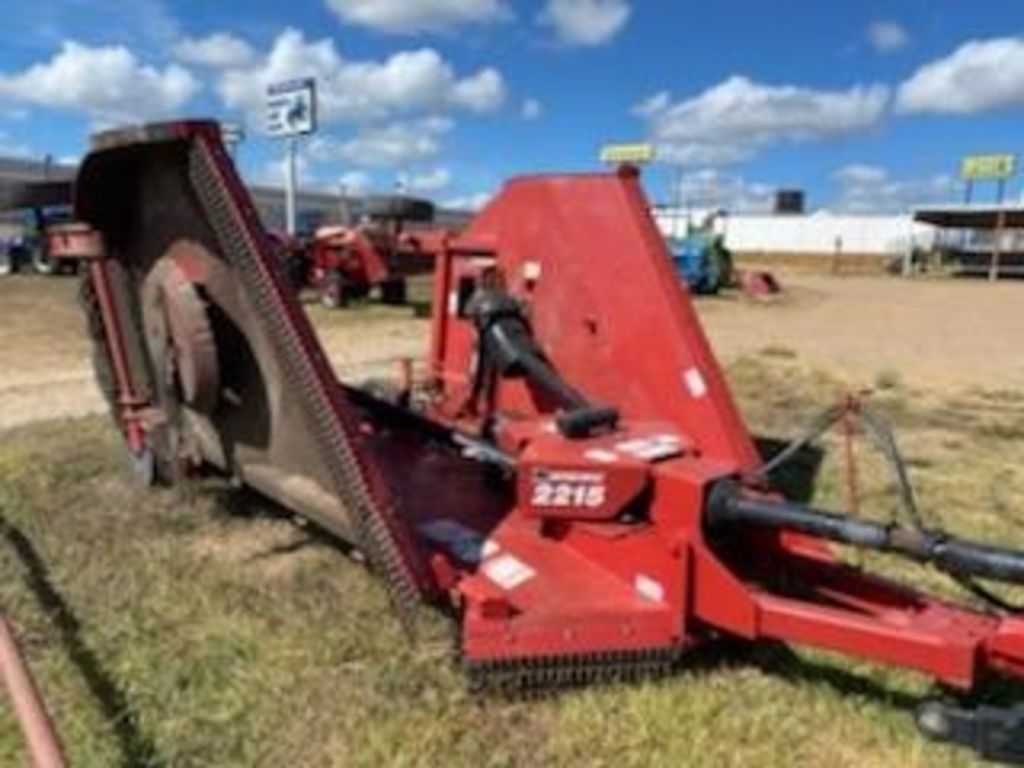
[635,75,889,166]
[308,117,453,168]
[0,41,197,123]
[255,152,314,189]
[521,98,543,120]
[173,32,255,68]
[867,21,909,53]
[672,168,776,213]
[0,130,31,158]
[217,28,506,127]
[833,164,955,212]
[633,90,670,118]
[896,37,1024,115]
[398,166,452,193]
[339,169,373,194]
[325,0,510,34]
[443,191,492,210]
[539,0,631,47]
[451,68,506,112]
[833,164,887,186]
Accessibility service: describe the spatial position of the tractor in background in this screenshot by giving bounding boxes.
[0,180,79,276]
[276,194,440,308]
[668,227,734,295]
[666,211,780,299]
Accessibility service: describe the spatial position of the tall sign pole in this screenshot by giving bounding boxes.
[266,78,317,236]
[960,153,1017,282]
[286,137,298,235]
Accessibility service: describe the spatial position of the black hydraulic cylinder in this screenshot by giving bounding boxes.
[469,290,619,438]
[932,538,1024,584]
[707,483,1024,586]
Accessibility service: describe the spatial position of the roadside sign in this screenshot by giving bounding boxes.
[600,142,656,165]
[266,78,317,137]
[961,154,1016,181]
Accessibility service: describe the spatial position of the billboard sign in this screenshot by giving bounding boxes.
[600,142,656,165]
[266,78,317,138]
[961,154,1016,181]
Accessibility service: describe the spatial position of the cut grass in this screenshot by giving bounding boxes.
[2,356,1024,766]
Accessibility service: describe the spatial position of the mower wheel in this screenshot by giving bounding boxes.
[363,195,435,223]
[379,278,407,305]
[321,271,349,309]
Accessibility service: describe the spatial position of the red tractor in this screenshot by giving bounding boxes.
[275,195,439,308]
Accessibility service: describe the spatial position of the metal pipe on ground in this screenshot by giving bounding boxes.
[0,615,66,768]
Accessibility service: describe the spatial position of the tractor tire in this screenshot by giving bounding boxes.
[321,271,349,309]
[363,195,435,223]
[283,253,308,295]
[32,249,55,276]
[379,278,407,306]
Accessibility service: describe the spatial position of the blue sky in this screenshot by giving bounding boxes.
[0,0,1022,211]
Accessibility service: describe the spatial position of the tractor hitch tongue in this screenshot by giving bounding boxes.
[66,120,1024,763]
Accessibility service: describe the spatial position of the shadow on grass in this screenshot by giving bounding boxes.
[0,517,164,768]
[209,486,361,565]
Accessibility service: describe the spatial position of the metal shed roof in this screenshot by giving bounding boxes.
[913,204,1024,229]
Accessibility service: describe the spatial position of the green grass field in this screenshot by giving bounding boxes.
[1,352,1023,766]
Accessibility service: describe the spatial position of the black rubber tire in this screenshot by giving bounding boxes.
[56,260,79,276]
[284,253,308,294]
[379,278,407,305]
[362,195,435,223]
[32,248,55,275]
[321,271,348,309]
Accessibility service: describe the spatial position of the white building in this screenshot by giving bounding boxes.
[653,207,937,262]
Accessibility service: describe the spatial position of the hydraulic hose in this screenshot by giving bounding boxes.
[707,482,1024,586]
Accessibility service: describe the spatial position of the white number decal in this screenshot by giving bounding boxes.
[531,480,606,509]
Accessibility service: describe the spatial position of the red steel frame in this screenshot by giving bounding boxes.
[416,164,1024,690]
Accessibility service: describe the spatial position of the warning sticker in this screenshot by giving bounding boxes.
[483,553,536,590]
[614,434,683,461]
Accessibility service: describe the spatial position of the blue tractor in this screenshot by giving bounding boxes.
[668,227,734,295]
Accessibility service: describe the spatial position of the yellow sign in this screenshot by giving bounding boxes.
[961,154,1016,181]
[600,143,656,165]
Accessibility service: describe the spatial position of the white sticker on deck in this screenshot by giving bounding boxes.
[614,434,683,461]
[483,554,536,590]
[584,448,618,464]
[635,574,665,603]
[684,367,708,398]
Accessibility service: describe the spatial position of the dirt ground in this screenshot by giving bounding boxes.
[701,274,1024,390]
[0,271,1021,431]
[0,275,430,431]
